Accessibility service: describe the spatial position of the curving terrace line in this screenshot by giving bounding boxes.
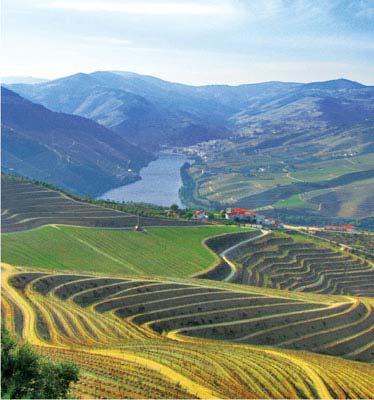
[208,231,374,297]
[8,271,374,362]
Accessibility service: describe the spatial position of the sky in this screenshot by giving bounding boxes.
[2,0,374,85]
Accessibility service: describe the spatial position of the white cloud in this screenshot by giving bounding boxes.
[41,1,233,16]
[83,36,132,46]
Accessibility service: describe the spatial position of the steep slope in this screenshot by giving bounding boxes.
[0,175,201,233]
[7,73,151,128]
[1,88,153,197]
[214,231,374,297]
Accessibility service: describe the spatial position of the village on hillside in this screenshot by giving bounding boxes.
[190,207,358,234]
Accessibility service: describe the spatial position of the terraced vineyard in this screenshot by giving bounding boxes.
[2,264,374,399]
[2,174,374,398]
[1,175,200,233]
[10,269,373,362]
[218,231,374,297]
[313,230,374,258]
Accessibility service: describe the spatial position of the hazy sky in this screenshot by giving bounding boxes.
[2,0,374,85]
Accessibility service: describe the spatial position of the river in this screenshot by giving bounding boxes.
[99,154,191,208]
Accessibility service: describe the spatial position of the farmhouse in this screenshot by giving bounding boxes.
[225,207,257,223]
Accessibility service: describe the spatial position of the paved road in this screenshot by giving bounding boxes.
[220,230,270,282]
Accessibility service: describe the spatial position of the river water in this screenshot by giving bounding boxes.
[99,154,191,208]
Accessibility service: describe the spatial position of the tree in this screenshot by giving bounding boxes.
[1,326,17,394]
[39,360,79,399]
[170,204,179,212]
[184,210,194,219]
[1,325,79,399]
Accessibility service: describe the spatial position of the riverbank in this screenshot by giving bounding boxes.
[100,154,192,208]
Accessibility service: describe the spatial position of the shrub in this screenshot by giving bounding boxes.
[1,325,79,399]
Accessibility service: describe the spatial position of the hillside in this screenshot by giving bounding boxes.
[231,78,373,134]
[1,88,153,197]
[22,269,370,363]
[1,225,249,277]
[184,137,374,224]
[212,230,374,297]
[179,79,374,221]
[8,74,373,149]
[2,263,374,399]
[2,77,374,399]
[2,176,374,398]
[7,72,231,150]
[1,174,200,233]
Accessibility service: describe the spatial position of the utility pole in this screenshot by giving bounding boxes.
[134,213,141,231]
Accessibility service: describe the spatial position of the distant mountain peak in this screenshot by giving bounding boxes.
[51,72,95,84]
[303,78,365,90]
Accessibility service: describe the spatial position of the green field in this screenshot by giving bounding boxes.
[273,194,307,209]
[1,225,249,277]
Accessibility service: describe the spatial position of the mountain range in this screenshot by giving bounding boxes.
[1,87,153,196]
[7,73,373,146]
[7,72,232,150]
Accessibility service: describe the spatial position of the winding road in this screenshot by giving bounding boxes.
[220,230,270,282]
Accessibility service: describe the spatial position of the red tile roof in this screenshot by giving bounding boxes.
[325,225,355,230]
[230,208,256,215]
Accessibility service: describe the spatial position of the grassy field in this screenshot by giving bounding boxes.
[273,194,308,209]
[1,225,249,277]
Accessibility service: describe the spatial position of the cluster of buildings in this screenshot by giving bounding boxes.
[192,208,357,234]
[225,208,284,228]
[306,225,358,236]
[324,225,356,234]
[193,207,284,229]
